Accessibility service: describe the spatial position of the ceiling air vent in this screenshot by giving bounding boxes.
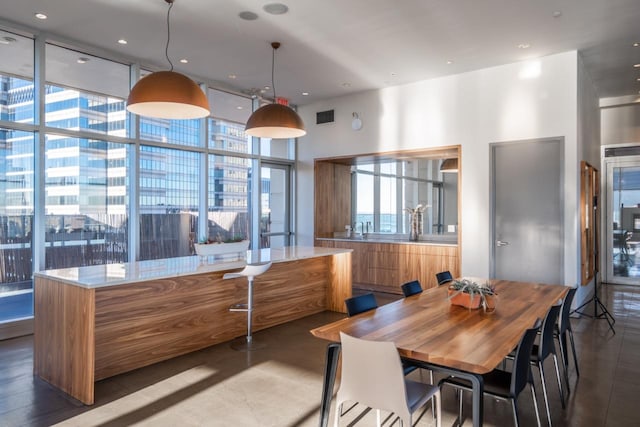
[316,109,334,124]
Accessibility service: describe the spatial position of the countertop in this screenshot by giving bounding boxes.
[316,237,457,247]
[33,246,352,289]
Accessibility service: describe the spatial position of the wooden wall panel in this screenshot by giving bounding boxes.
[314,161,352,238]
[34,278,95,405]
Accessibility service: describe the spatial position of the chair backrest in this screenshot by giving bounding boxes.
[511,318,542,397]
[558,287,577,334]
[435,271,453,286]
[345,293,378,317]
[538,303,562,360]
[401,280,423,297]
[338,332,410,421]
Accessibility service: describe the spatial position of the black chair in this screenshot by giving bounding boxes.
[345,293,378,317]
[435,271,453,286]
[440,319,543,427]
[401,280,423,297]
[556,287,579,393]
[531,304,565,426]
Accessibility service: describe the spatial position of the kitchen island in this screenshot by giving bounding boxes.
[33,246,352,405]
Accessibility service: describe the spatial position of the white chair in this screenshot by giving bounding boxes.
[334,332,441,427]
[223,261,272,351]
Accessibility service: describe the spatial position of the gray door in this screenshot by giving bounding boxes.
[491,139,564,284]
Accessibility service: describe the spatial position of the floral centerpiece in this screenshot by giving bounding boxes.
[194,234,250,257]
[447,278,497,312]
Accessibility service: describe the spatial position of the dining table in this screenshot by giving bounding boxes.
[310,278,569,427]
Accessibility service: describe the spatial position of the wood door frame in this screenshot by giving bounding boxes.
[489,137,565,281]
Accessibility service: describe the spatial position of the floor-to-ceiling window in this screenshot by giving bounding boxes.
[0,29,296,337]
[0,30,35,329]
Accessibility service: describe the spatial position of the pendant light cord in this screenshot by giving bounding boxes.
[271,45,276,101]
[165,0,174,71]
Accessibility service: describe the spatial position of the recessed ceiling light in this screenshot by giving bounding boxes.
[236,106,243,110]
[341,82,351,88]
[238,11,259,21]
[517,43,531,49]
[77,57,89,64]
[264,86,270,90]
[552,11,562,18]
[302,92,309,96]
[34,13,47,20]
[634,64,640,68]
[228,74,237,79]
[263,3,289,15]
[0,36,17,45]
[179,58,188,64]
[446,60,453,65]
[634,42,640,47]
[117,39,127,45]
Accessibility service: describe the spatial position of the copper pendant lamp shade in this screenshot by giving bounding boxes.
[127,71,209,119]
[126,0,210,120]
[245,42,306,139]
[245,103,306,138]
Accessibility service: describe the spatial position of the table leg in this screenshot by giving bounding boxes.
[469,373,484,427]
[319,343,340,427]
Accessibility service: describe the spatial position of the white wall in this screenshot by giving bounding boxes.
[601,96,640,146]
[297,51,583,290]
[576,53,602,304]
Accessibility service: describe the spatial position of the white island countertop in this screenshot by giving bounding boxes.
[33,246,352,289]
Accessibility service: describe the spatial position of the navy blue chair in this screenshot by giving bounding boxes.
[435,271,453,286]
[440,319,543,427]
[345,293,378,317]
[401,280,423,297]
[556,287,579,393]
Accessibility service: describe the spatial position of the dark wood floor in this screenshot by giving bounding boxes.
[1,284,639,426]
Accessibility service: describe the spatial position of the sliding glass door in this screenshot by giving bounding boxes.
[605,158,640,285]
[259,163,291,249]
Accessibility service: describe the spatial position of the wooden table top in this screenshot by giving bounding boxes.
[311,280,569,374]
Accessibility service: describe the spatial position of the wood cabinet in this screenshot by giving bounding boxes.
[316,239,459,294]
[34,249,351,405]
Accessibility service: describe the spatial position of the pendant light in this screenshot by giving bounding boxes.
[440,158,458,173]
[245,42,306,139]
[127,0,209,119]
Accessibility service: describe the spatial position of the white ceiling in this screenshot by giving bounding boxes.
[1,0,639,106]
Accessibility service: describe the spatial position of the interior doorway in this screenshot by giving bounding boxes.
[490,138,564,284]
[259,163,292,249]
[604,149,640,285]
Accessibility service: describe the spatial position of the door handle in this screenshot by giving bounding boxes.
[496,240,510,247]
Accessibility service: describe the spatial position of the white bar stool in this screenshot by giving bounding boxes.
[223,261,272,351]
